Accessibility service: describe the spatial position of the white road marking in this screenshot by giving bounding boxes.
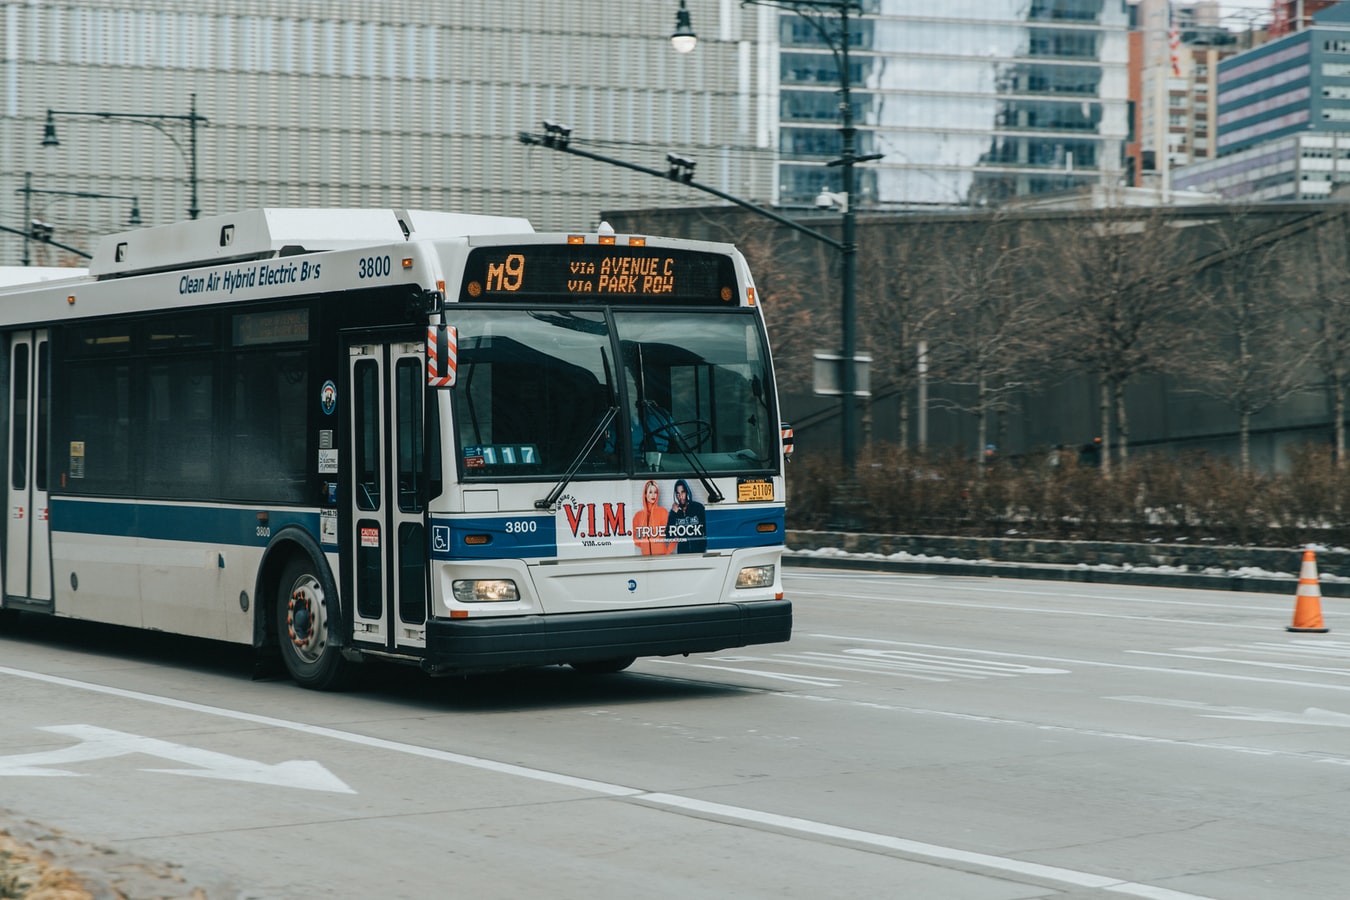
[772,690,1350,768]
[0,664,1212,899]
[0,724,354,793]
[807,635,1350,691]
[843,647,1069,677]
[795,592,1284,629]
[644,659,847,687]
[1127,649,1350,678]
[1110,697,1350,728]
[787,572,1291,614]
[727,648,1070,682]
[1244,640,1350,658]
[643,793,1211,900]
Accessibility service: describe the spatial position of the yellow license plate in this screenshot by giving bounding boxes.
[737,479,774,502]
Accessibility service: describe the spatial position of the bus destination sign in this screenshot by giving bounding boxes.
[459,245,739,306]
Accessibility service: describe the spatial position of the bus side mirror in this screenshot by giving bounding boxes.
[409,288,444,316]
[780,422,794,461]
[427,324,457,388]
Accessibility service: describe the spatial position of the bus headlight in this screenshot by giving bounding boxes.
[735,565,775,589]
[452,579,520,603]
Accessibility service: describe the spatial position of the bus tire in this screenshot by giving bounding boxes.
[0,608,18,630]
[569,656,636,675]
[276,556,354,691]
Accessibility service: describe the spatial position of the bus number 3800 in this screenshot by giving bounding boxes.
[358,255,391,278]
[504,520,537,534]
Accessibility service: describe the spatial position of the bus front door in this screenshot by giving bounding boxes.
[4,330,52,610]
[346,338,428,655]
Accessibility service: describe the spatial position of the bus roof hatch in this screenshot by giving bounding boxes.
[90,208,535,279]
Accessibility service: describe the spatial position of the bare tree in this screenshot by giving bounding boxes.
[1300,212,1350,466]
[1177,212,1317,472]
[1048,208,1195,473]
[689,209,831,381]
[922,214,1051,462]
[858,221,945,450]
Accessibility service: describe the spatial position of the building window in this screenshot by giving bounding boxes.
[1028,29,1099,59]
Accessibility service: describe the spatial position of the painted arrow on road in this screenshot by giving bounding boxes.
[0,725,355,793]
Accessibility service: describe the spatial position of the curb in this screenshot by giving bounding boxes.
[782,553,1350,597]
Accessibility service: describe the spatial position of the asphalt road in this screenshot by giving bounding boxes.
[1,568,1347,899]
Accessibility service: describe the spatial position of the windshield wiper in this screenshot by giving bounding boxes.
[536,406,618,511]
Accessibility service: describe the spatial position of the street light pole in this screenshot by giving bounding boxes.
[42,93,207,220]
[522,124,844,250]
[15,171,141,266]
[22,171,32,268]
[833,3,860,482]
[0,223,92,261]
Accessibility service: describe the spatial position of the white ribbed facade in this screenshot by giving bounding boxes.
[1,0,774,264]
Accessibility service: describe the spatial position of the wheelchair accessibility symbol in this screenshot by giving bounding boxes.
[431,526,450,553]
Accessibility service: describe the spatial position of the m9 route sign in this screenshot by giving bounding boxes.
[460,245,739,306]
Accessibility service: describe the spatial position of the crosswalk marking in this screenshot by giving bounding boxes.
[651,647,1070,685]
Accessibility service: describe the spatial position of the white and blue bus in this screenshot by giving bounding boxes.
[0,209,791,689]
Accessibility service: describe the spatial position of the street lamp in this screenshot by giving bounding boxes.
[671,0,698,53]
[542,120,573,149]
[15,171,141,266]
[685,0,881,522]
[41,93,207,220]
[815,185,848,212]
[667,153,697,183]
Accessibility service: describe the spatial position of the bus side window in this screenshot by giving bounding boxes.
[394,358,423,512]
[425,388,442,500]
[353,359,381,511]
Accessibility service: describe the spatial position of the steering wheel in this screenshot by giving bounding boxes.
[658,418,713,452]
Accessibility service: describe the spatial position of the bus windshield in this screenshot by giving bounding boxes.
[452,308,776,479]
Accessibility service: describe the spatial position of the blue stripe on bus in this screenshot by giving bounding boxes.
[430,505,784,561]
[431,515,558,560]
[706,505,786,551]
[49,498,320,546]
[47,498,782,558]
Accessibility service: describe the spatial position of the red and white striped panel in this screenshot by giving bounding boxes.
[427,324,457,387]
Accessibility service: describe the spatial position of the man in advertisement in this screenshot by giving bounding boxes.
[668,478,707,554]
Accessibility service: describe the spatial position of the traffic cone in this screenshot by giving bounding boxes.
[1288,549,1330,633]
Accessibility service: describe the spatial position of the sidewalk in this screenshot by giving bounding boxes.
[0,809,209,900]
[785,530,1350,597]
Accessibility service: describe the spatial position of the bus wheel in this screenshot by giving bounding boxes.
[277,557,353,691]
[569,656,636,675]
[0,609,18,630]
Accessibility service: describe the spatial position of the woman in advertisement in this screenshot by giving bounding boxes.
[632,479,674,555]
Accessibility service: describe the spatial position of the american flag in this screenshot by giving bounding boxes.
[1168,2,1181,77]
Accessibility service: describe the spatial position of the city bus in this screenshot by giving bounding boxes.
[0,208,791,689]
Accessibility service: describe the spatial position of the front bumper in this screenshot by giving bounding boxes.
[421,599,791,674]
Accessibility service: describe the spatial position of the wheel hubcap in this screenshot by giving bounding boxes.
[287,576,326,662]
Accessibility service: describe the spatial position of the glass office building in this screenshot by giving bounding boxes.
[776,0,1131,207]
[1170,5,1350,201]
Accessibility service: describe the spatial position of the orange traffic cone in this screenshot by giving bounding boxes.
[1288,549,1330,633]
